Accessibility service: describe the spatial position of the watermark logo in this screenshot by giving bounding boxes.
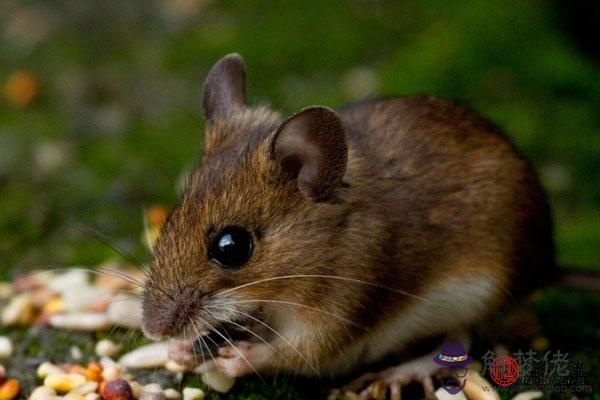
[481,349,592,394]
[433,342,472,394]
[489,355,520,387]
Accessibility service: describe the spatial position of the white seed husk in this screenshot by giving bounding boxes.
[49,313,110,331]
[118,342,170,369]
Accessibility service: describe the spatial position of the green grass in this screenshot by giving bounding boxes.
[0,0,598,398]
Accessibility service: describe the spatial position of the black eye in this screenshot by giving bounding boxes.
[208,226,253,268]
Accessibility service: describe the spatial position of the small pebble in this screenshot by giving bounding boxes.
[182,388,204,400]
[37,362,64,379]
[201,368,235,393]
[44,373,86,393]
[103,379,134,400]
[70,346,83,361]
[0,379,20,400]
[28,386,56,400]
[49,313,111,331]
[118,342,169,369]
[163,389,180,400]
[0,337,12,359]
[95,339,122,358]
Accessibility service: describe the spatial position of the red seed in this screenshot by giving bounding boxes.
[102,379,133,400]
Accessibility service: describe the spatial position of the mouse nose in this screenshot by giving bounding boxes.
[142,286,202,339]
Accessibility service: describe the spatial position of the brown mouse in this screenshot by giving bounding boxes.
[141,53,555,395]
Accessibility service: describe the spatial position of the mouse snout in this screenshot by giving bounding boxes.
[141,286,203,340]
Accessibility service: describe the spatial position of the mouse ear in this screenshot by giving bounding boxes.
[270,106,347,201]
[202,53,246,122]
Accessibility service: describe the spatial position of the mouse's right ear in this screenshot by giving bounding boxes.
[270,106,348,201]
[202,53,246,123]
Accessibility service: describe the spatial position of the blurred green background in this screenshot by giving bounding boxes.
[0,0,599,273]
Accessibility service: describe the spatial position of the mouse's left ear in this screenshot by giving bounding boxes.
[203,53,246,122]
[270,106,348,201]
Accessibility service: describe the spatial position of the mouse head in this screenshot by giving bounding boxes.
[141,54,351,342]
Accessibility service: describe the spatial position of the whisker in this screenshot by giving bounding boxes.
[198,312,266,384]
[70,225,150,275]
[23,266,146,290]
[210,299,362,329]
[217,274,425,301]
[208,312,292,373]
[188,317,208,370]
[210,305,320,376]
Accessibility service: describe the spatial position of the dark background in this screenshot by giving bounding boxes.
[1,1,599,399]
[1,0,598,272]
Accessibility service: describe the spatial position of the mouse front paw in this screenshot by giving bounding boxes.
[215,341,271,378]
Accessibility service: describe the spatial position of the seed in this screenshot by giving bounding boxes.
[67,365,87,376]
[0,379,20,400]
[200,369,235,393]
[41,297,65,315]
[129,382,142,399]
[4,70,40,107]
[164,360,186,373]
[28,386,56,400]
[367,380,386,400]
[140,385,165,400]
[164,389,180,400]
[95,339,122,358]
[181,388,204,400]
[44,374,86,393]
[0,337,12,359]
[1,293,34,326]
[102,379,134,400]
[37,362,64,379]
[49,313,111,331]
[147,205,169,226]
[101,366,123,381]
[118,342,169,369]
[71,381,98,396]
[108,294,142,329]
[70,346,83,361]
[63,394,85,400]
[84,363,102,383]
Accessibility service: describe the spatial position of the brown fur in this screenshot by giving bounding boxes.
[142,55,555,376]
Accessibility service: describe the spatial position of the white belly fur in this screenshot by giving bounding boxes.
[321,274,500,374]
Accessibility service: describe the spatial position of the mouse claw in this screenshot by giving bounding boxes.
[343,353,440,399]
[218,341,252,358]
[168,339,200,368]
